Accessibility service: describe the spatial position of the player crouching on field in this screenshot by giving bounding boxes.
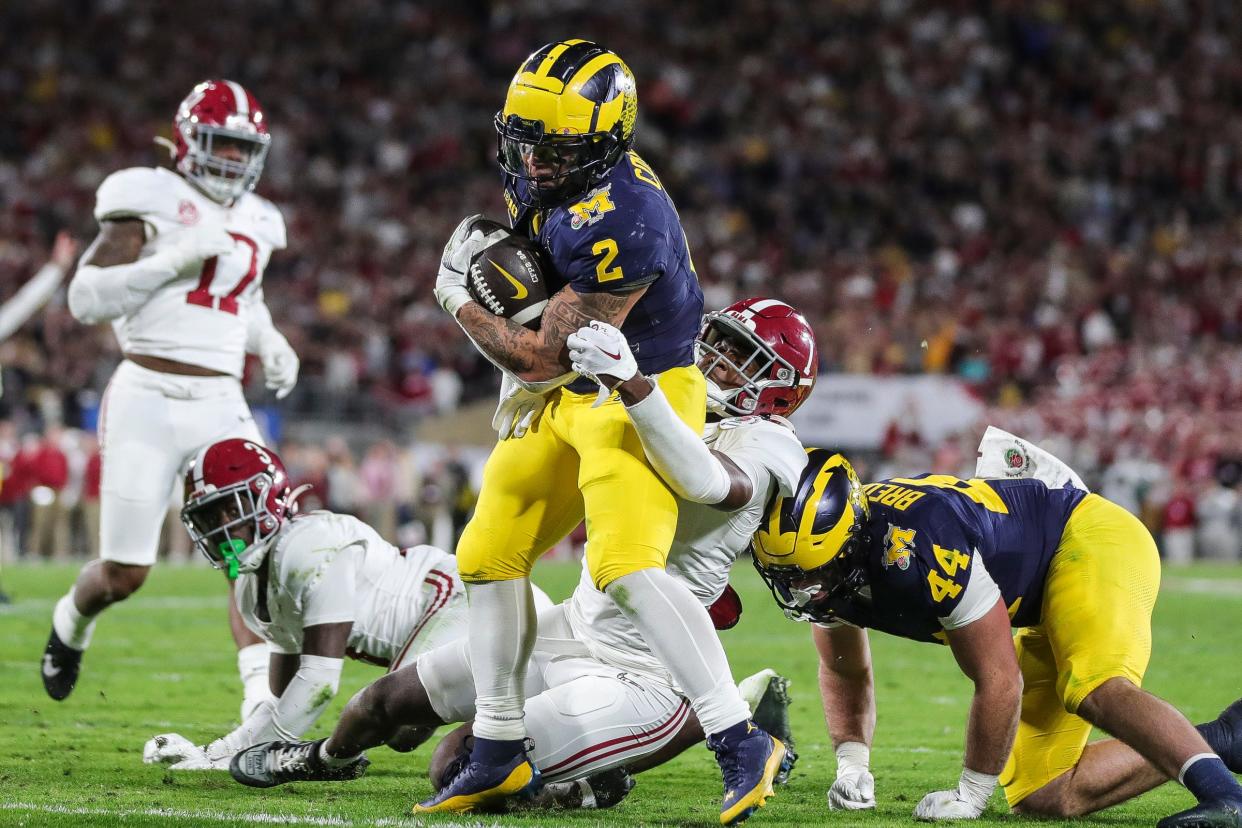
[142,438,553,773]
[226,298,815,815]
[753,449,1242,828]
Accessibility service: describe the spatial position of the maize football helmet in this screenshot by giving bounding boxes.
[181,438,295,578]
[752,450,870,622]
[496,39,638,206]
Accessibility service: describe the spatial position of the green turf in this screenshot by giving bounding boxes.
[1,561,1239,827]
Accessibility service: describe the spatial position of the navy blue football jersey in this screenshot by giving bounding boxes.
[504,151,704,393]
[827,477,1087,643]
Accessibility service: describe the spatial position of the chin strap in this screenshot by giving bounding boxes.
[218,538,247,579]
[153,135,178,161]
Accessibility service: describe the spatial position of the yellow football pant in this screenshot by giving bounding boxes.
[455,365,706,589]
[1000,493,1162,806]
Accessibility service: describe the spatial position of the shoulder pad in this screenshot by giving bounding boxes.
[94,167,169,223]
[238,193,288,250]
[714,415,807,497]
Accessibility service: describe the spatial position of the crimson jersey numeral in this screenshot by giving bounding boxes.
[186,232,259,315]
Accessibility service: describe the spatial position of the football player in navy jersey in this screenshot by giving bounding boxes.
[425,40,783,823]
[753,451,1242,828]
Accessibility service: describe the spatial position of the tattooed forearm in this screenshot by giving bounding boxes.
[83,219,145,268]
[458,285,646,382]
[458,303,539,374]
[540,290,634,348]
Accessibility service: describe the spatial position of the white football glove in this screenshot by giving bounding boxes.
[142,733,228,770]
[913,768,997,821]
[169,225,236,275]
[828,742,876,810]
[567,321,639,407]
[493,372,546,439]
[436,214,509,318]
[258,329,299,400]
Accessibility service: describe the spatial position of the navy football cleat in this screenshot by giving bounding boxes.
[1199,698,1242,774]
[41,628,83,701]
[1156,801,1242,828]
[413,750,542,814]
[709,721,786,825]
[230,738,369,788]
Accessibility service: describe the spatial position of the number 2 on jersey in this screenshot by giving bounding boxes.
[592,238,624,283]
[186,232,259,315]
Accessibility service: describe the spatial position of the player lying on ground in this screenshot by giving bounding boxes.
[427,39,784,824]
[140,438,554,771]
[230,297,818,815]
[44,80,298,720]
[752,449,1242,828]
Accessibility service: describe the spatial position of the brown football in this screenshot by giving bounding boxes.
[466,219,550,329]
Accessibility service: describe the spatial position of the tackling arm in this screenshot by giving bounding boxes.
[566,319,751,508]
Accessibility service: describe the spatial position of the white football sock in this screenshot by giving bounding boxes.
[467,578,537,742]
[237,643,274,721]
[52,588,97,650]
[605,568,750,736]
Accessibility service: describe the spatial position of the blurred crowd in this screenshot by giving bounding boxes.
[1,1,1240,562]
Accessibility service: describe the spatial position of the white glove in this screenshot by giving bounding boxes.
[142,733,228,770]
[828,742,876,810]
[493,372,547,439]
[436,214,509,318]
[169,225,236,274]
[259,330,299,400]
[913,768,997,821]
[567,321,639,407]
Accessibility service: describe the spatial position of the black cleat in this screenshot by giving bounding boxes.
[741,669,798,785]
[41,629,82,701]
[1157,801,1242,828]
[583,767,636,809]
[529,768,635,811]
[229,738,369,788]
[1199,699,1242,774]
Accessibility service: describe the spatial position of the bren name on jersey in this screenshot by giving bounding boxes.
[863,482,927,511]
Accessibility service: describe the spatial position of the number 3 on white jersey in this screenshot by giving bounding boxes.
[187,231,259,315]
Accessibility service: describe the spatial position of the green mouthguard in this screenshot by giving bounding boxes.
[217,538,247,579]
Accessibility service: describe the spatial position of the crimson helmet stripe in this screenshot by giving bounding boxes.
[224,80,249,117]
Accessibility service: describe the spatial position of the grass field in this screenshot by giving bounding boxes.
[1,560,1240,827]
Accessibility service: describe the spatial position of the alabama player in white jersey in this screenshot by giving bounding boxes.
[42,80,298,718]
[142,438,553,771]
[228,298,817,815]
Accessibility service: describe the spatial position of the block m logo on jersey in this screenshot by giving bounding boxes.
[883,525,915,571]
[569,184,616,230]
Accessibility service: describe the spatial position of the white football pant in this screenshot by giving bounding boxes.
[416,604,689,782]
[98,359,262,566]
